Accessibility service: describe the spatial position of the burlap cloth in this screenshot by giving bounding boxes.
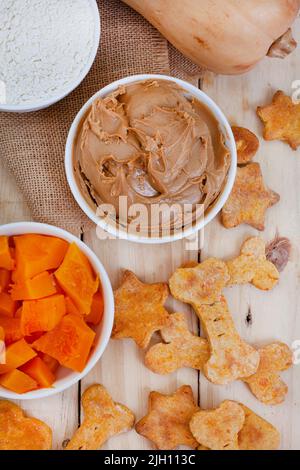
[0,0,201,235]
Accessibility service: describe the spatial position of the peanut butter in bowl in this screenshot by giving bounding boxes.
[69,76,235,242]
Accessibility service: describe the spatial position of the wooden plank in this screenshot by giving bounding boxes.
[0,164,79,450]
[81,230,199,449]
[200,18,300,450]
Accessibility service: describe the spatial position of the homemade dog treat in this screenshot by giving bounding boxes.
[232,126,259,164]
[257,90,300,150]
[66,384,135,450]
[195,297,260,385]
[190,401,245,450]
[238,404,280,450]
[135,385,199,450]
[226,237,280,290]
[169,258,229,306]
[145,313,210,374]
[221,163,280,230]
[243,342,293,405]
[0,400,52,450]
[112,270,170,348]
[191,401,280,451]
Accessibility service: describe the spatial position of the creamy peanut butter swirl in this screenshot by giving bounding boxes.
[74,80,230,231]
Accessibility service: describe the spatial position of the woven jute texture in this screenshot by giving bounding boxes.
[0,0,201,235]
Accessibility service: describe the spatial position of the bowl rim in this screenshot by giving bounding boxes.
[0,221,114,400]
[65,73,237,244]
[0,0,101,113]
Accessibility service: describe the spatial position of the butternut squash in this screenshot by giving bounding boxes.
[21,294,66,336]
[0,269,11,292]
[86,290,104,325]
[0,236,14,270]
[0,316,23,344]
[0,326,4,342]
[32,314,96,372]
[122,0,300,75]
[38,353,59,374]
[13,234,69,281]
[0,292,17,317]
[20,356,55,388]
[0,338,36,374]
[0,369,38,394]
[10,271,57,301]
[54,243,98,315]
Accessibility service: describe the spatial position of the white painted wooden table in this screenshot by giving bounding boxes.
[0,18,299,450]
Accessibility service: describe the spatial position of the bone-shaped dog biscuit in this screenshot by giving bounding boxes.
[243,342,293,405]
[226,237,279,290]
[195,297,260,385]
[66,384,135,450]
[145,313,210,374]
[169,258,230,306]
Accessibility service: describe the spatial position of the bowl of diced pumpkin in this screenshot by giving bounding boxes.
[0,222,114,399]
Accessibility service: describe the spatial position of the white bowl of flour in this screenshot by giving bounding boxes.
[0,0,100,113]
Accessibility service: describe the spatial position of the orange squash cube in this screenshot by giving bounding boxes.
[0,326,4,342]
[65,296,82,317]
[86,291,104,325]
[13,234,69,281]
[0,269,11,292]
[10,271,57,301]
[21,294,66,336]
[54,243,98,315]
[0,338,37,374]
[0,316,23,344]
[0,292,17,317]
[0,369,38,394]
[38,353,59,374]
[33,314,96,372]
[0,237,14,271]
[20,357,55,388]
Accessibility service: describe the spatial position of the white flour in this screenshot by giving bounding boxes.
[0,0,96,105]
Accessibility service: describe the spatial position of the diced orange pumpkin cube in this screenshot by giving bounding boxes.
[20,356,55,388]
[15,306,22,318]
[0,269,11,292]
[21,294,66,336]
[25,331,45,344]
[38,353,59,374]
[13,234,69,281]
[10,271,57,301]
[54,243,98,315]
[32,314,96,372]
[0,316,23,344]
[0,326,4,342]
[0,369,38,394]
[0,236,14,271]
[0,338,37,374]
[0,292,17,317]
[65,296,82,317]
[85,290,104,325]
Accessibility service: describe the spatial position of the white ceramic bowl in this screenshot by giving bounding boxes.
[0,0,100,113]
[0,222,114,400]
[65,74,237,244]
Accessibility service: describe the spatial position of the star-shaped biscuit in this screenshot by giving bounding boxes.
[257,90,300,150]
[221,162,280,230]
[112,270,170,348]
[135,385,199,449]
[145,313,210,374]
